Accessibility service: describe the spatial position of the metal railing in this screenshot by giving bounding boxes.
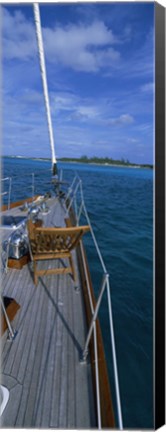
[0,169,53,209]
[1,177,12,210]
[64,175,123,430]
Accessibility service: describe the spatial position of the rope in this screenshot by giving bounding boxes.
[33,3,57,173]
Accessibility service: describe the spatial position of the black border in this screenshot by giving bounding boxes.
[155,2,165,429]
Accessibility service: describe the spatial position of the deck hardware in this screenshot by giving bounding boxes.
[2,239,10,273]
[28,205,40,222]
[0,297,17,341]
[20,202,29,211]
[0,177,12,210]
[40,202,49,213]
[79,349,89,364]
[32,173,35,201]
[8,177,12,210]
[2,229,28,264]
[7,329,18,342]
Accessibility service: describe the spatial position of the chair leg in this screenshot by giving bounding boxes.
[69,254,76,282]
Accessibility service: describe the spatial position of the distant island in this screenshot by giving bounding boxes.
[3,155,153,169]
[58,156,153,169]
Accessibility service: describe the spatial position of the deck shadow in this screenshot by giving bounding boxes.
[40,277,82,355]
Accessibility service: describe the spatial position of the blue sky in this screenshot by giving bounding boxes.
[2,3,154,164]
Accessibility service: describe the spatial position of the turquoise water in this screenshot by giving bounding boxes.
[2,157,153,428]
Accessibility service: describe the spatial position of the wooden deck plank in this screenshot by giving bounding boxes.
[33,270,67,428]
[23,285,57,427]
[49,273,66,428]
[42,276,65,427]
[66,274,76,428]
[31,274,59,427]
[2,271,36,374]
[29,313,51,424]
[16,286,44,383]
[15,281,52,426]
[58,274,70,428]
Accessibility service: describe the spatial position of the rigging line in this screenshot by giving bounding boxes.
[33,3,57,175]
[106,277,123,430]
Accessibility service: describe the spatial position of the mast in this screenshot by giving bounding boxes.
[33,3,57,176]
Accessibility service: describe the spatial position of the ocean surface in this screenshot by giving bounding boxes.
[2,156,153,429]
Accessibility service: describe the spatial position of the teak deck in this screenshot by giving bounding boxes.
[1,196,114,428]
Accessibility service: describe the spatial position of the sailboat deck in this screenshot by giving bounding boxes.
[1,197,96,428]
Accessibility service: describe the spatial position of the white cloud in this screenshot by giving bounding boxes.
[49,91,102,121]
[107,114,134,126]
[51,93,78,112]
[43,21,120,72]
[2,7,120,72]
[2,8,36,60]
[50,92,135,128]
[127,138,139,144]
[76,105,99,120]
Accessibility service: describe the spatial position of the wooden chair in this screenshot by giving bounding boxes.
[27,220,90,286]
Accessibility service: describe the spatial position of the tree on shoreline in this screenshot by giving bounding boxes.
[59,155,153,169]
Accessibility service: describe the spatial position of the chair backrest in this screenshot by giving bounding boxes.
[27,220,90,255]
